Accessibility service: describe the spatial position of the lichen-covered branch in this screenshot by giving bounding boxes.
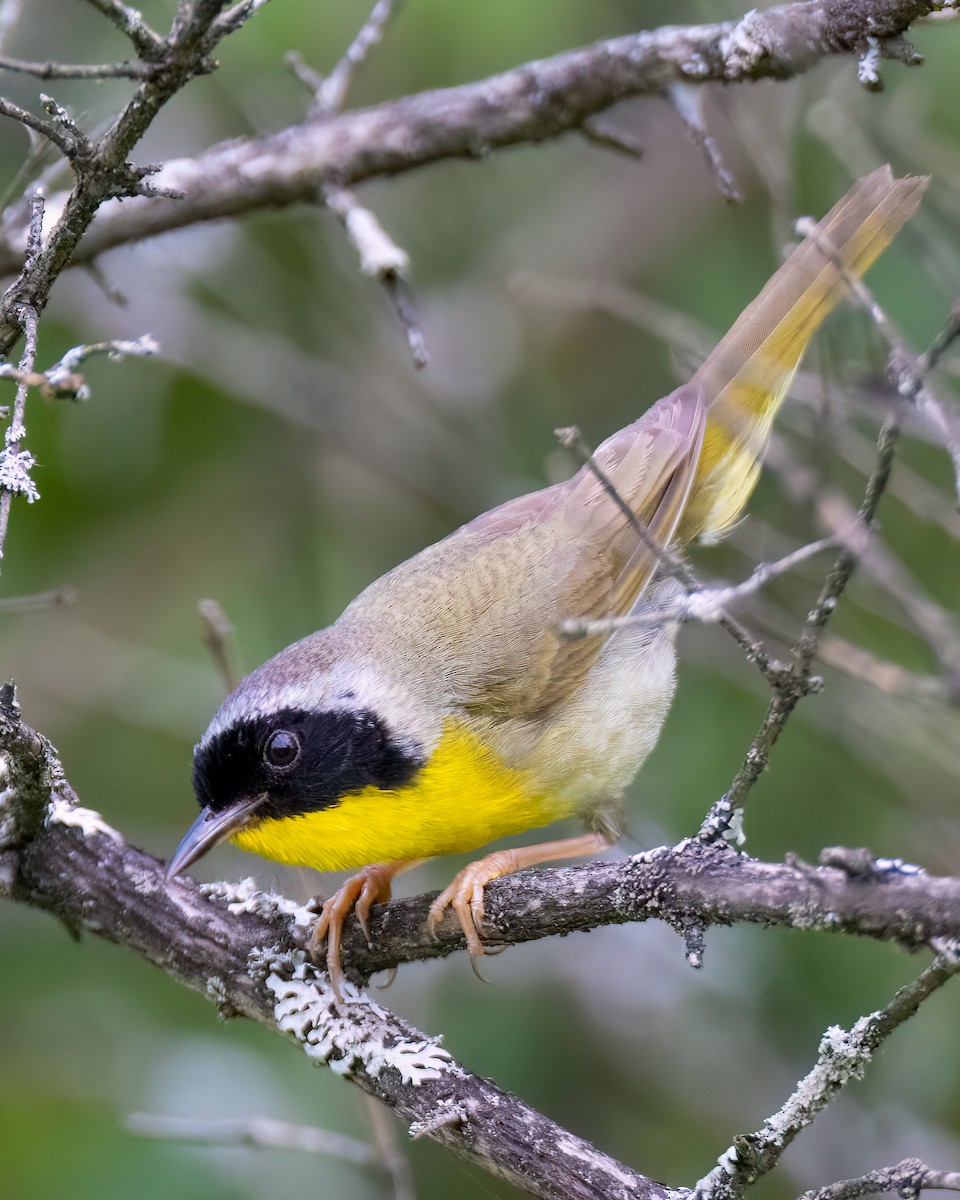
[799,1158,960,1200]
[4,683,960,986]
[0,690,667,1200]
[3,688,958,1198]
[0,0,939,277]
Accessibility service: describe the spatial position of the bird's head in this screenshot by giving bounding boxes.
[166,638,431,879]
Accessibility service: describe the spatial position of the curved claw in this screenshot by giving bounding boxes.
[309,863,397,1000]
[427,852,514,965]
[426,833,613,979]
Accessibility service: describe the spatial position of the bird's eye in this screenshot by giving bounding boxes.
[264,729,300,769]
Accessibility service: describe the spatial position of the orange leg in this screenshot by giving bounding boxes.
[427,831,611,965]
[310,859,420,999]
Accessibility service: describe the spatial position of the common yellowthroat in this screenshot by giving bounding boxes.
[168,167,927,993]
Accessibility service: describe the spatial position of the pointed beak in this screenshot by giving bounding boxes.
[166,797,262,880]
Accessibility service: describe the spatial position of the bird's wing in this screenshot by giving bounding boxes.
[446,386,705,720]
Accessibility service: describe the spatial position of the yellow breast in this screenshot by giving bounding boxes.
[230,719,571,871]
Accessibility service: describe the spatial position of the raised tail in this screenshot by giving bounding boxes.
[678,165,928,543]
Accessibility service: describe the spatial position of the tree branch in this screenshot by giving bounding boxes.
[4,691,959,1197]
[0,692,668,1200]
[0,0,938,277]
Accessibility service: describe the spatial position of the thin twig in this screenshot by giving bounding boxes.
[695,950,960,1200]
[0,335,158,403]
[0,95,80,157]
[211,0,275,39]
[815,490,960,675]
[700,418,900,844]
[559,535,840,638]
[797,216,960,505]
[127,1112,381,1170]
[310,0,406,117]
[0,192,42,568]
[83,0,164,57]
[284,49,324,94]
[198,598,242,694]
[799,1158,960,1200]
[667,82,744,202]
[0,585,75,612]
[580,116,645,159]
[817,634,958,705]
[305,2,425,367]
[0,55,152,80]
[557,424,779,680]
[362,1093,417,1200]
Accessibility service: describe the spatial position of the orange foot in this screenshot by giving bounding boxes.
[310,860,412,999]
[426,831,611,971]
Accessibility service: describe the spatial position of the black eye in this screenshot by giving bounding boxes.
[264,729,300,769]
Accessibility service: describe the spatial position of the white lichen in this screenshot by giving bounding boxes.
[874,856,924,877]
[719,9,766,75]
[200,876,315,928]
[266,957,454,1086]
[717,1145,739,1172]
[205,974,230,1013]
[0,753,14,848]
[721,806,747,848]
[408,1098,469,1140]
[0,446,40,502]
[125,863,161,895]
[930,937,960,964]
[857,36,883,88]
[47,795,121,841]
[555,1136,640,1189]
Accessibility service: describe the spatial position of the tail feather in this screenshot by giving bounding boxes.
[679,166,928,543]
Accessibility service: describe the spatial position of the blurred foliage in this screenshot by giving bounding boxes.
[2,2,960,1199]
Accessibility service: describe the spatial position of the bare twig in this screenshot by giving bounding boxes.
[198,598,242,694]
[284,49,324,94]
[309,0,406,118]
[816,490,960,675]
[700,417,900,844]
[695,950,960,1200]
[362,1092,417,1200]
[0,54,152,80]
[127,1112,381,1170]
[0,192,42,567]
[0,334,159,402]
[580,116,645,158]
[796,216,960,504]
[83,0,164,58]
[799,1158,960,1200]
[0,95,81,157]
[559,535,840,638]
[302,3,425,367]
[211,0,275,39]
[557,424,779,680]
[667,83,743,202]
[0,585,75,612]
[2,1,940,276]
[817,634,959,704]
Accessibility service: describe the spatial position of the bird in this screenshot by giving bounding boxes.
[167,166,927,997]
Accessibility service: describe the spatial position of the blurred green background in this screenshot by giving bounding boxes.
[2,2,959,1198]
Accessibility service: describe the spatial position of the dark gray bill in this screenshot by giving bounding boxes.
[166,797,262,880]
